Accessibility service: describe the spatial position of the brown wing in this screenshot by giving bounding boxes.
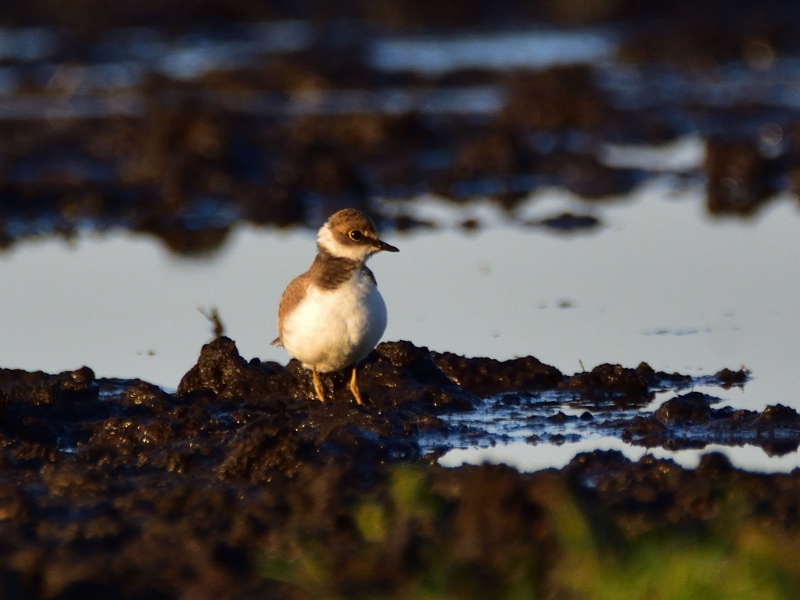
[275,272,311,343]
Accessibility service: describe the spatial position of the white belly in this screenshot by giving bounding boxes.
[280,271,388,372]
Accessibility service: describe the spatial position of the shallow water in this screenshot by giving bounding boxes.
[1,178,797,405]
[370,29,618,75]
[1,21,799,474]
[438,438,800,474]
[0,24,614,119]
[2,126,799,477]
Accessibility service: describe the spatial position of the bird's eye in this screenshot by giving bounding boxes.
[348,229,363,241]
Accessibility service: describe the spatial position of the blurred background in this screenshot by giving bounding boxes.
[0,0,797,412]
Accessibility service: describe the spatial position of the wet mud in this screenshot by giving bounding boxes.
[0,2,799,252]
[0,337,797,598]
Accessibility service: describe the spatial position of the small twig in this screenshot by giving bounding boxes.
[198,306,225,338]
[579,359,585,372]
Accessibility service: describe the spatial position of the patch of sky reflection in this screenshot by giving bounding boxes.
[0,93,142,119]
[35,62,144,93]
[0,67,20,95]
[596,59,800,110]
[96,21,314,79]
[209,86,505,117]
[420,389,648,452]
[95,22,314,79]
[9,156,116,185]
[598,134,706,172]
[0,27,58,62]
[0,85,504,119]
[180,198,241,230]
[370,29,618,75]
[438,438,800,475]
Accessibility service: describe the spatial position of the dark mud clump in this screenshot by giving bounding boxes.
[653,391,715,424]
[559,363,651,406]
[714,366,750,387]
[527,211,603,232]
[0,337,797,597]
[433,351,563,396]
[705,137,778,216]
[179,336,476,411]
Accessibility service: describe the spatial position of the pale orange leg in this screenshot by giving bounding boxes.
[349,366,363,405]
[312,367,326,403]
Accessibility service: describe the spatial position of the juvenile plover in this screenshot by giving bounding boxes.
[272,208,399,403]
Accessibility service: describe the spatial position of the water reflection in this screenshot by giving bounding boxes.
[438,438,800,474]
[0,86,505,119]
[0,92,142,119]
[0,27,58,62]
[598,59,800,109]
[598,134,705,171]
[0,182,797,413]
[207,86,505,116]
[370,29,618,75]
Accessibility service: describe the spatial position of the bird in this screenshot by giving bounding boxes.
[272,208,399,404]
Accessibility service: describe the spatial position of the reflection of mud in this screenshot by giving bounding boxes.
[0,337,796,596]
[705,137,783,217]
[619,391,800,454]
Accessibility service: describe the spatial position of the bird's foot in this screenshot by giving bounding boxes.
[312,367,326,402]
[349,366,363,405]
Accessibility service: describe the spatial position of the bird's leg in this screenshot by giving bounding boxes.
[349,366,363,405]
[312,367,326,402]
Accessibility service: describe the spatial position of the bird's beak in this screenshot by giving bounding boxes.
[375,238,399,252]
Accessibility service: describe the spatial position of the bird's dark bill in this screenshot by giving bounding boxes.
[375,239,399,252]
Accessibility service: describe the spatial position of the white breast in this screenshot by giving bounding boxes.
[280,270,388,372]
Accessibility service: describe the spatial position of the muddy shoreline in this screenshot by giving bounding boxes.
[0,1,799,595]
[0,337,797,598]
